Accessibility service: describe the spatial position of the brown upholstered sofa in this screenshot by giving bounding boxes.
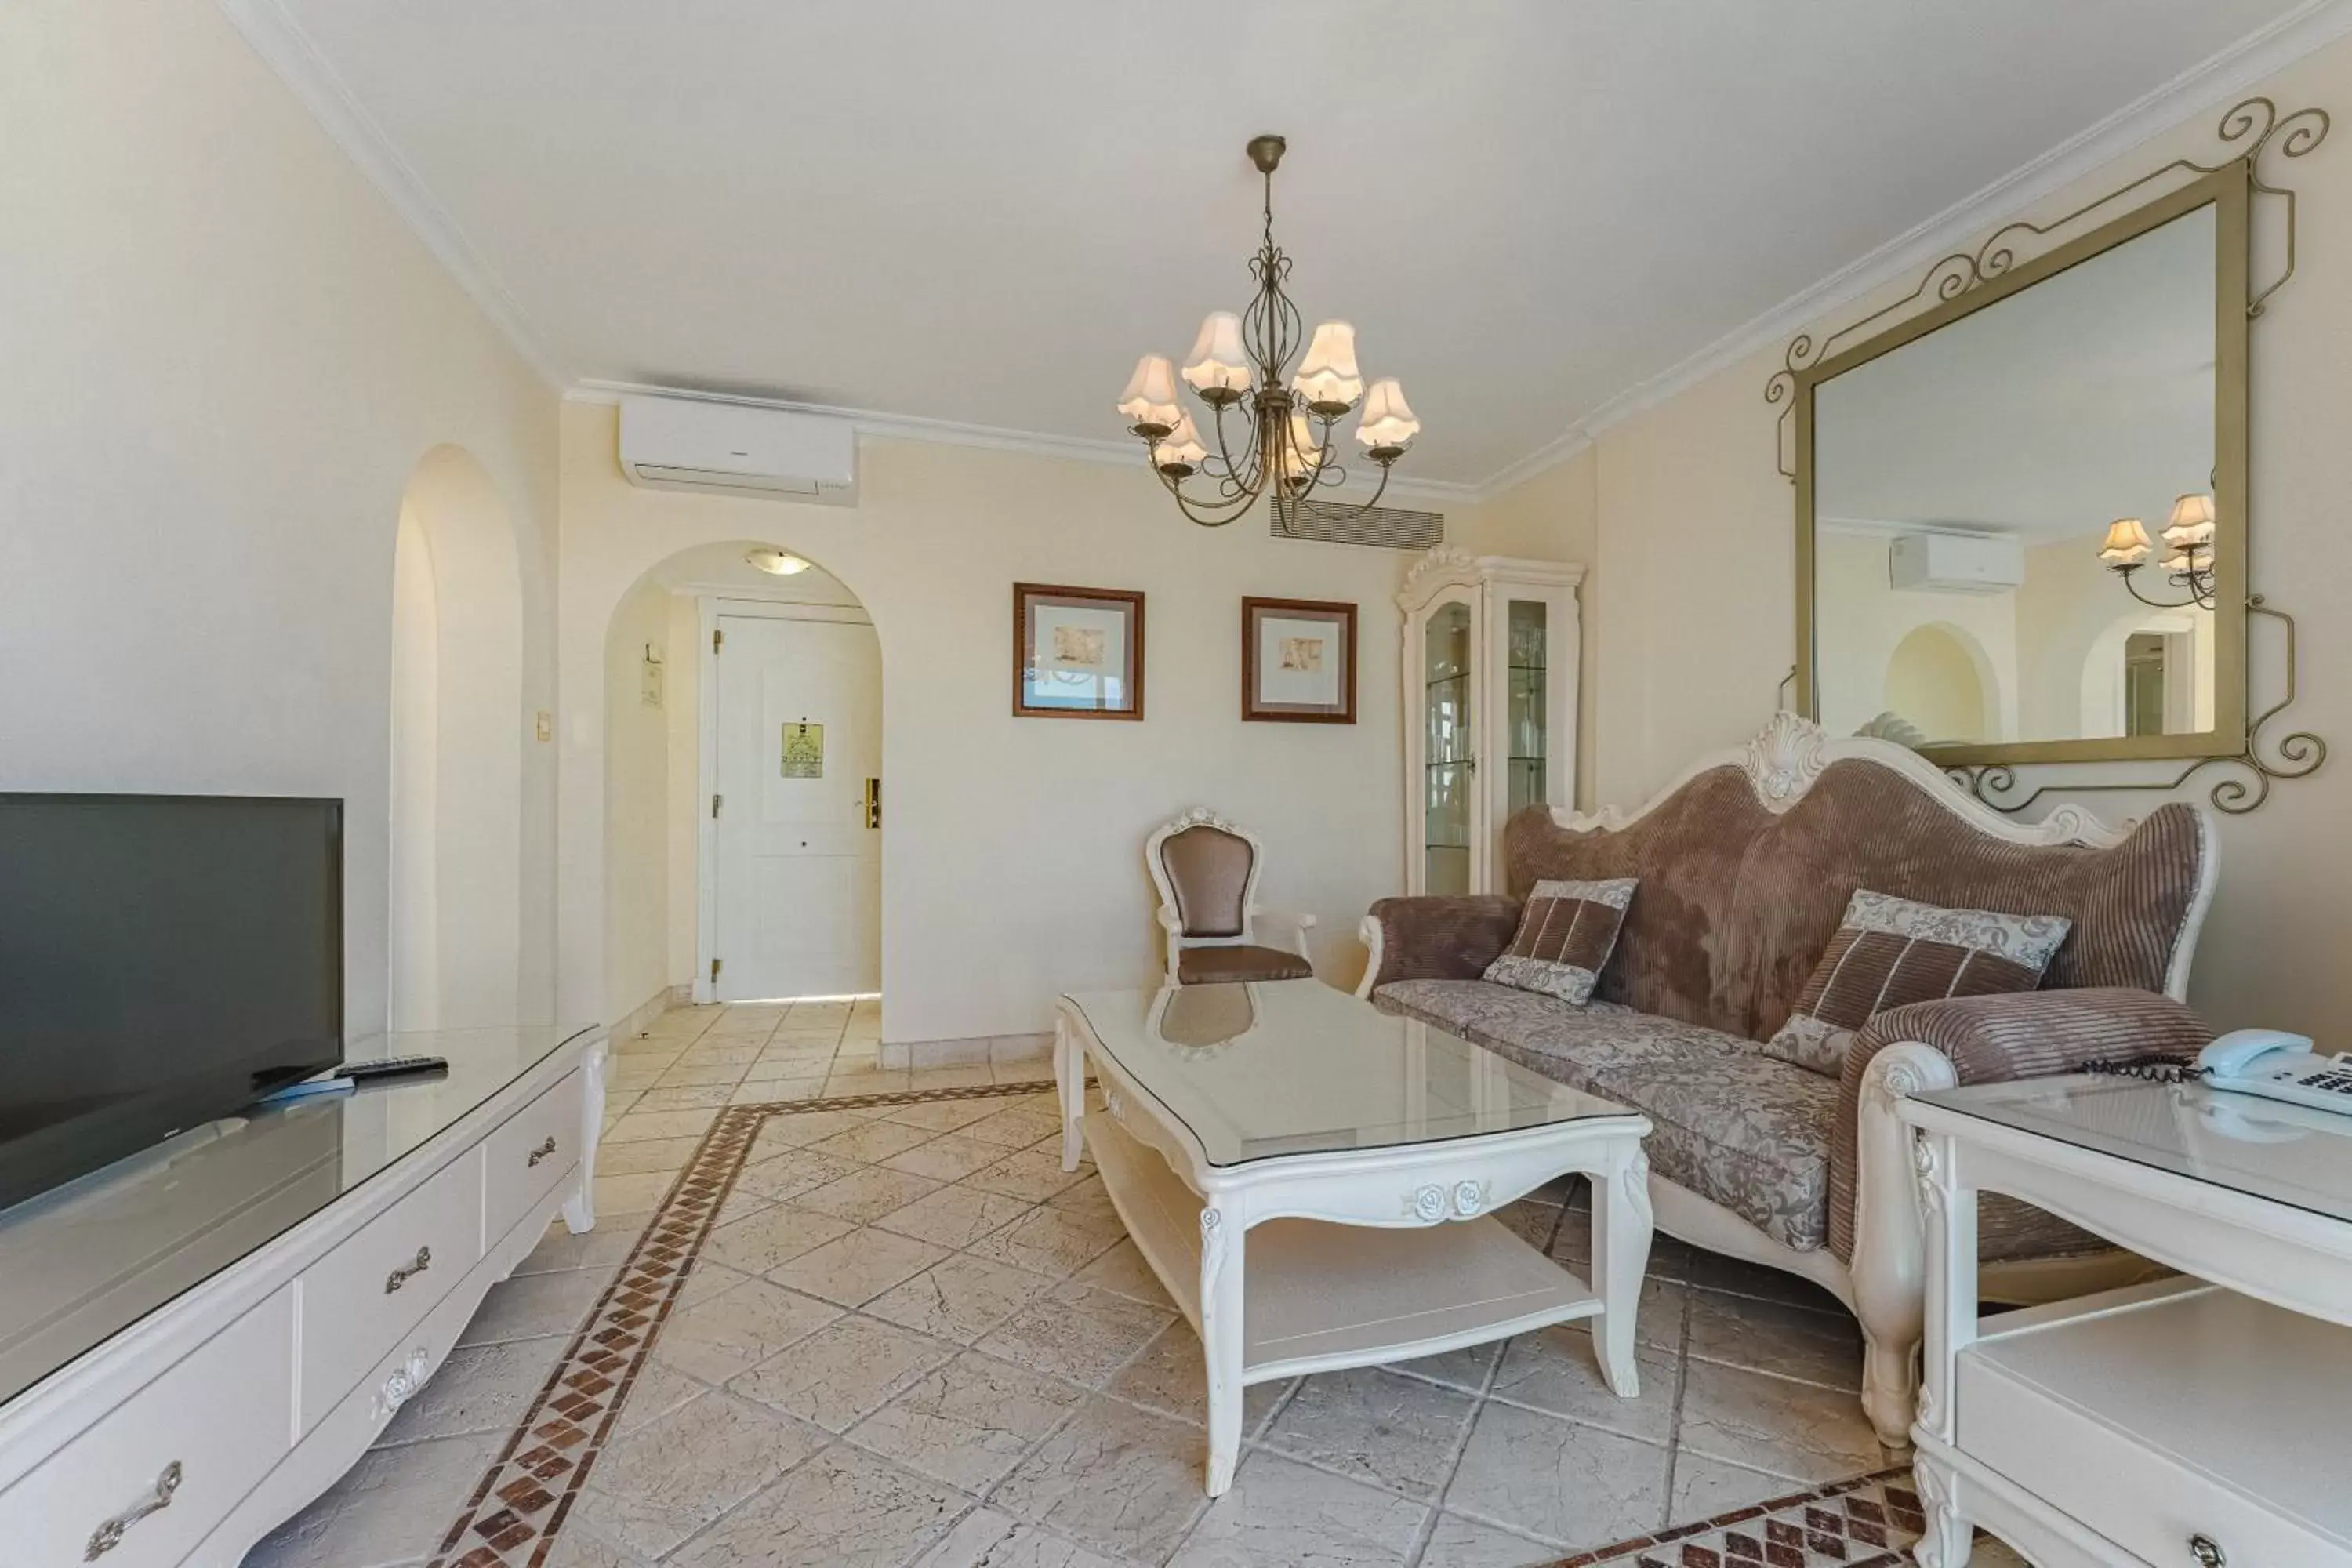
[1355,715,2218,1444]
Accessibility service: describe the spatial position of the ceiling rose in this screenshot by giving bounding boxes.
[1116,136,1420,529]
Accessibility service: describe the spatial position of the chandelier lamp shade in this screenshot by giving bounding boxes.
[1115,135,1421,528]
[2098,492,2219,608]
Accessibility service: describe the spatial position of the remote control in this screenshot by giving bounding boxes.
[343,1055,450,1084]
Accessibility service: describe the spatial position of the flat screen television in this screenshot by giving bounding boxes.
[0,793,343,1215]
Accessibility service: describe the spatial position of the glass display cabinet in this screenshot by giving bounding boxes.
[1396,549,1584,895]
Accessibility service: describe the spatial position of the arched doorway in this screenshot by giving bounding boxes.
[388,446,525,1029]
[599,541,882,1029]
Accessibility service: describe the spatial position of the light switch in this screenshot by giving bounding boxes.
[534,710,554,742]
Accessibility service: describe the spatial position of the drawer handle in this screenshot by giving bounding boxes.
[527,1135,558,1167]
[84,1460,181,1560]
[2188,1536,2226,1568]
[385,1246,432,1294]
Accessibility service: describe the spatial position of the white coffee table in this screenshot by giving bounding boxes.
[1053,978,1655,1496]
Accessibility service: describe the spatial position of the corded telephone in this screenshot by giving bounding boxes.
[2194,1029,2352,1115]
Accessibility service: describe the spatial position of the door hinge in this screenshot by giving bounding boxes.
[710,957,722,983]
[711,792,723,818]
[713,627,724,654]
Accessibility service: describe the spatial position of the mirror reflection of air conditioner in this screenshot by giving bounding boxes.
[1889,532,2024,594]
[619,394,858,505]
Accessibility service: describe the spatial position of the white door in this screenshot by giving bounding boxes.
[710,611,881,1000]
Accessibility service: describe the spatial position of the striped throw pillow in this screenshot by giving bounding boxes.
[1763,890,2073,1076]
[1483,878,1639,1006]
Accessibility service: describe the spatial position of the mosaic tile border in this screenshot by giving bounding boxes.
[1577,1465,1919,1567]
[427,1079,1056,1568]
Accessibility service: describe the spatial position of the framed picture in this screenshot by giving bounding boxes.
[1243,597,1356,724]
[1014,583,1145,720]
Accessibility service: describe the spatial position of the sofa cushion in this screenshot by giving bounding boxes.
[1504,759,2207,1046]
[1376,979,1839,1253]
[1760,890,2071,1075]
[1483,877,1637,1005]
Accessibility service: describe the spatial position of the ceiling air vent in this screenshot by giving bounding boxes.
[1271,497,1443,551]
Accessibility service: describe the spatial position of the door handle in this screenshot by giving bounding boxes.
[863,777,881,829]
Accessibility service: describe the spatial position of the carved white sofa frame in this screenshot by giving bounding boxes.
[1356,714,2220,1446]
[1145,807,1317,985]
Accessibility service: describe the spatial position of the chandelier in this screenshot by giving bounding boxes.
[1114,135,1420,529]
[2097,492,2217,609]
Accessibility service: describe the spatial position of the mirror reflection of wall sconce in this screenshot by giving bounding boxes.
[2100,492,2218,608]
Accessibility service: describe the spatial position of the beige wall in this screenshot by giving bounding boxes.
[560,404,1426,1043]
[1474,36,2352,1034]
[0,0,561,1035]
[603,579,673,1023]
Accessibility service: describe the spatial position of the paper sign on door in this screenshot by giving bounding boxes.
[780,722,824,779]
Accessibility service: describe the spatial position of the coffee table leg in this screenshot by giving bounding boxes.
[1200,1205,1244,1497]
[1590,1143,1654,1399]
[1054,1017,1085,1174]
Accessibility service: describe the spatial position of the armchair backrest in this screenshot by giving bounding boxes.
[1158,824,1254,938]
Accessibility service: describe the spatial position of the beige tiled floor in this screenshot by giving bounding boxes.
[246,1001,2035,1568]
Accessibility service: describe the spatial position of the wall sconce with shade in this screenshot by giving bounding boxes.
[2099,492,2217,608]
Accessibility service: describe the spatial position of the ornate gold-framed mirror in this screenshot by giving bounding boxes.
[1792,165,2249,768]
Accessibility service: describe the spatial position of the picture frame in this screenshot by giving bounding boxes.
[1013,582,1146,720]
[1242,597,1356,724]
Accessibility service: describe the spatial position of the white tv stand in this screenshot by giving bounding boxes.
[0,1024,607,1566]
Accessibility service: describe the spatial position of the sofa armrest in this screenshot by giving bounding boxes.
[1835,987,2213,1255]
[1846,986,2214,1098]
[1353,895,1521,998]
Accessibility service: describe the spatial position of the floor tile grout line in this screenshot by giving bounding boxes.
[1657,1274,1697,1533]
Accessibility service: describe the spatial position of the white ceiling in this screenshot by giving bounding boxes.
[256,0,2326,488]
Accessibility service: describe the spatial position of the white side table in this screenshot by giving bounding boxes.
[1900,1074,2352,1567]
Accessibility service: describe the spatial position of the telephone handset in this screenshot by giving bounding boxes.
[2194,1028,2352,1115]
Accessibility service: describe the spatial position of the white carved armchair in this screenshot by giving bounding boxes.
[1145,808,1316,985]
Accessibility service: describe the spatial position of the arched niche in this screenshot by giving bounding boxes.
[389,445,526,1029]
[1884,621,2000,746]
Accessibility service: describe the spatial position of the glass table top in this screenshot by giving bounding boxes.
[0,1024,594,1408]
[1918,1074,2352,1228]
[1060,980,1634,1167]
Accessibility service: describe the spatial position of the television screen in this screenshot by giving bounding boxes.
[0,794,343,1215]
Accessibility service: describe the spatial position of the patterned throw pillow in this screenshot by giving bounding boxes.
[1762,890,2073,1076]
[1483,878,1639,1006]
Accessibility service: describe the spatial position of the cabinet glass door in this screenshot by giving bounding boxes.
[1505,599,1548,815]
[1424,597,1476,894]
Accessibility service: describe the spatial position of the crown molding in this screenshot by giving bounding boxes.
[212,0,566,387]
[568,379,1480,506]
[1463,0,2352,503]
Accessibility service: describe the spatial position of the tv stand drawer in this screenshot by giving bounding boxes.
[0,1288,292,1568]
[296,1148,484,1429]
[485,1070,583,1243]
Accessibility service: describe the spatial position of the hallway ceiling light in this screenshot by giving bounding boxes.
[746,548,811,575]
[1116,135,1420,531]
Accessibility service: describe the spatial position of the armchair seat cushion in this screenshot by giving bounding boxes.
[1377,979,1839,1252]
[1178,944,1314,984]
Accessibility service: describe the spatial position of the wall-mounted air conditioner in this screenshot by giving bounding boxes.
[1889,532,2024,594]
[619,394,858,505]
